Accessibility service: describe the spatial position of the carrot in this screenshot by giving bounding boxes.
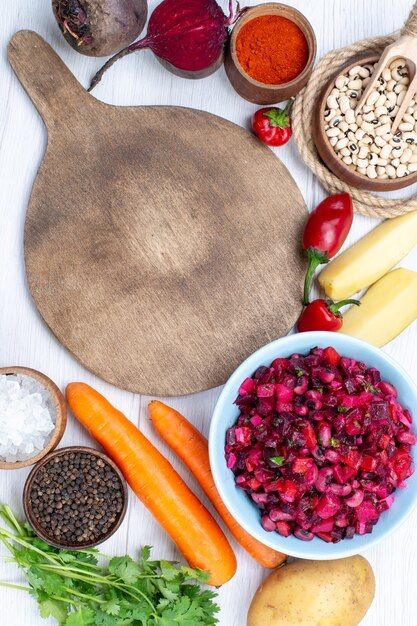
[66,383,237,586]
[148,400,287,569]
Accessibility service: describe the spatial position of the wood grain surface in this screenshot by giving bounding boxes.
[1,3,417,626]
[8,30,306,396]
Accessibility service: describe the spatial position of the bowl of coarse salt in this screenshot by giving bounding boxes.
[0,367,67,470]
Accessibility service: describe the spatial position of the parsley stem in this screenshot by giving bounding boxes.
[0,530,58,564]
[0,581,30,592]
[37,563,157,613]
[62,585,106,604]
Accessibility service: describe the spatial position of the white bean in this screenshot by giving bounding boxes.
[408,162,417,172]
[386,164,396,178]
[400,148,413,164]
[339,96,351,114]
[376,123,391,136]
[348,79,362,90]
[395,83,407,94]
[403,113,415,125]
[397,91,406,106]
[335,137,349,150]
[392,158,401,167]
[338,121,349,133]
[335,76,348,89]
[358,146,369,159]
[409,154,417,163]
[329,136,338,147]
[342,156,353,165]
[362,111,376,122]
[326,127,340,138]
[397,163,407,176]
[399,122,414,132]
[366,91,380,107]
[367,164,378,179]
[374,136,386,148]
[380,144,393,160]
[355,128,366,141]
[376,166,386,176]
[387,79,396,92]
[357,158,368,168]
[375,94,387,108]
[382,68,391,82]
[377,158,388,166]
[340,147,351,157]
[375,106,388,117]
[345,109,356,124]
[361,121,374,133]
[369,153,379,164]
[327,95,338,109]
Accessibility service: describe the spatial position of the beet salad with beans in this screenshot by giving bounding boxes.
[225,347,416,543]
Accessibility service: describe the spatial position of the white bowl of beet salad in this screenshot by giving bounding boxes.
[209,331,417,559]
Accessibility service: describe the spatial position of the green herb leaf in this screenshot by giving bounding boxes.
[337,406,350,413]
[0,504,220,626]
[269,456,285,466]
[39,598,68,624]
[65,607,96,626]
[329,437,340,448]
[108,555,140,584]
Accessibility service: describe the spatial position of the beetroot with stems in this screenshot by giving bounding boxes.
[225,346,416,543]
[52,0,148,57]
[89,0,240,90]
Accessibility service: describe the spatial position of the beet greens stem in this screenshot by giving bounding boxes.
[88,46,136,92]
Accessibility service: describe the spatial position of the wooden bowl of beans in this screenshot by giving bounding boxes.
[23,446,128,549]
[225,3,316,104]
[313,55,417,191]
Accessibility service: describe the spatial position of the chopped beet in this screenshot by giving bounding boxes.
[225,346,415,543]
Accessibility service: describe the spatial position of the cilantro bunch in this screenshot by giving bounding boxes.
[0,505,219,626]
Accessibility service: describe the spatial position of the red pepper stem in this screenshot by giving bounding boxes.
[328,299,360,314]
[284,98,295,116]
[303,247,329,305]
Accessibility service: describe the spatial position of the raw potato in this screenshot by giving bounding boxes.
[247,556,375,626]
[341,268,417,346]
[318,210,417,300]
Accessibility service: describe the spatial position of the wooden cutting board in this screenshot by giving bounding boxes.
[8,30,307,396]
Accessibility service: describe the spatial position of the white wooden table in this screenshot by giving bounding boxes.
[1,1,417,624]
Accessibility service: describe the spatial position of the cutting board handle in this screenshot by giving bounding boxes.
[8,31,93,128]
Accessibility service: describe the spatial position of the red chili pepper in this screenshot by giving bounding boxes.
[302,194,353,304]
[297,298,360,333]
[251,99,293,147]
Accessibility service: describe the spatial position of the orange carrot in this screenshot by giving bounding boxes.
[148,400,287,569]
[66,383,237,586]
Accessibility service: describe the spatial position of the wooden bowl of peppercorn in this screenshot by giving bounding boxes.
[23,446,128,549]
[225,3,317,104]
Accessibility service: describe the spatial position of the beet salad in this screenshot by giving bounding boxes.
[225,346,416,543]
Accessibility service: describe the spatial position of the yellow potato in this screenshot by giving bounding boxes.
[247,556,375,626]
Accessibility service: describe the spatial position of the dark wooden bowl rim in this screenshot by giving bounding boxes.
[313,54,417,192]
[23,446,128,550]
[0,367,67,470]
[230,3,316,89]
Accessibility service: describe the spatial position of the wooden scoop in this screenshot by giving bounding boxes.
[356,2,417,133]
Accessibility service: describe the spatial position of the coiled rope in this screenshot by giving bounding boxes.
[293,2,417,218]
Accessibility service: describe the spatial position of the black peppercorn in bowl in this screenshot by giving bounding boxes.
[23,446,128,550]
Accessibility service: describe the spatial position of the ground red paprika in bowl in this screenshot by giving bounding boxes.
[225,3,316,105]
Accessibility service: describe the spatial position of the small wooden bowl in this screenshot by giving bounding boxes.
[313,55,417,192]
[225,3,317,104]
[0,367,67,470]
[23,446,128,550]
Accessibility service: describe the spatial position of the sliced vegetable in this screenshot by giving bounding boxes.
[89,0,239,90]
[341,268,417,346]
[297,298,360,333]
[66,383,237,586]
[319,210,417,300]
[302,194,353,304]
[251,100,293,147]
[148,400,287,569]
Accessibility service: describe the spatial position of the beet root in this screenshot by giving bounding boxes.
[52,0,148,57]
[88,0,241,90]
